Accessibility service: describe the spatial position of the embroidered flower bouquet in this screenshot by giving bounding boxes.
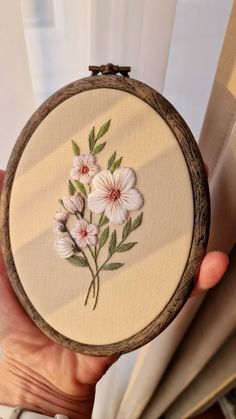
[54,120,144,310]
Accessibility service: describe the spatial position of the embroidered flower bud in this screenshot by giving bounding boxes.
[53,211,68,233]
[63,192,84,214]
[54,236,75,258]
[55,211,68,223]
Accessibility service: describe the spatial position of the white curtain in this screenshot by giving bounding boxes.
[0,1,233,418]
[0,1,35,169]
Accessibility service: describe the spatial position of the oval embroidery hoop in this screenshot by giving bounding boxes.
[0,65,210,356]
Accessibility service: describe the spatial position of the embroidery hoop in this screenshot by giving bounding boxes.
[0,65,210,355]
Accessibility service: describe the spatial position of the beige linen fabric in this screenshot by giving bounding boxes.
[116,2,236,418]
[165,330,236,419]
[9,88,193,345]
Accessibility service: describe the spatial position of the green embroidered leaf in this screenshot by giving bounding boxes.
[98,213,109,227]
[110,156,123,173]
[109,230,117,255]
[99,226,109,250]
[96,119,111,140]
[74,180,87,196]
[89,126,96,151]
[131,212,143,231]
[93,141,106,155]
[102,262,124,271]
[116,242,137,252]
[68,180,76,195]
[67,255,88,267]
[71,140,80,156]
[107,151,117,169]
[122,218,132,240]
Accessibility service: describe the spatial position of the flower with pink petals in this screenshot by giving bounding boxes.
[88,167,144,224]
[71,219,99,248]
[70,154,99,184]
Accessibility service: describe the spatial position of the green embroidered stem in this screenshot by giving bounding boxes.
[75,212,82,220]
[93,246,100,310]
[84,234,129,305]
[84,281,93,306]
[84,244,100,309]
[87,245,96,261]
[93,273,100,310]
[84,245,100,308]
[87,245,97,298]
[98,211,105,227]
[66,227,96,292]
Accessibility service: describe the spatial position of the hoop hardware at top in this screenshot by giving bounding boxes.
[89,63,131,77]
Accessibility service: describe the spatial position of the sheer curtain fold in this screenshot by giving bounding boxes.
[165,330,236,419]
[142,244,236,418]
[0,0,35,169]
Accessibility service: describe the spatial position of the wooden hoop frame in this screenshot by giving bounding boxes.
[0,75,210,356]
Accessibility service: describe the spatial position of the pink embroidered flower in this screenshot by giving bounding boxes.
[70,154,99,184]
[88,168,144,224]
[62,192,84,214]
[71,219,99,248]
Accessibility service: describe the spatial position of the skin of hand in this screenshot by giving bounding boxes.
[0,169,229,418]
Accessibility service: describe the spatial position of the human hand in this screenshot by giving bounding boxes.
[0,169,228,418]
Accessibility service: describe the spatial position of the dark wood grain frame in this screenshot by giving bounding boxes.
[0,75,210,356]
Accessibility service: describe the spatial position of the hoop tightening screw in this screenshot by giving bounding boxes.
[89,63,131,77]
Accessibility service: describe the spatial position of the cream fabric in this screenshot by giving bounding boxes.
[165,330,236,419]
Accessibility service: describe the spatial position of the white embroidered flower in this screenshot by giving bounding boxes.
[53,211,68,233]
[71,219,99,248]
[70,154,99,184]
[54,236,74,258]
[63,192,84,214]
[88,168,144,224]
